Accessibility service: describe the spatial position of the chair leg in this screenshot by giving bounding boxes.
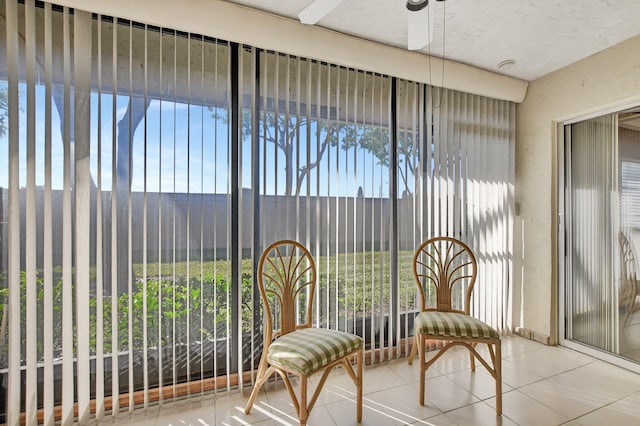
[357,347,363,422]
[300,375,308,426]
[418,334,426,406]
[469,342,476,372]
[244,356,270,415]
[495,340,502,416]
[408,334,418,365]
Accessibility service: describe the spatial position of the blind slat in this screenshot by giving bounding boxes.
[25,1,38,423]
[43,3,55,424]
[73,10,93,423]
[6,0,22,423]
[95,14,105,420]
[61,6,75,424]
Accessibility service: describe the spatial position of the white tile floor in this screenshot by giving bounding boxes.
[107,336,640,425]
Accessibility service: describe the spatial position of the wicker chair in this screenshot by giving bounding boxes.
[408,236,502,415]
[244,240,363,425]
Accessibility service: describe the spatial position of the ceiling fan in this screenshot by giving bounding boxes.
[298,0,446,51]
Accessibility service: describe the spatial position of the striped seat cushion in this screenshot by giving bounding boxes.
[414,311,500,340]
[268,327,363,374]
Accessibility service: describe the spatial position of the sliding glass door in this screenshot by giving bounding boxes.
[564,115,620,354]
[563,110,640,365]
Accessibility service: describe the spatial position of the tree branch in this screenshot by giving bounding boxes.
[294,125,335,196]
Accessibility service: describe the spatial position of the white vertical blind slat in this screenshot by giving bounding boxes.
[468,93,477,314]
[171,29,178,397]
[247,46,256,384]
[142,23,150,408]
[408,80,416,348]
[61,7,75,424]
[507,102,515,331]
[479,96,488,323]
[460,92,469,308]
[95,13,105,420]
[490,98,498,326]
[612,116,620,352]
[473,95,481,319]
[325,61,331,331]
[360,72,366,346]
[425,86,433,248]
[334,67,340,333]
[185,33,192,395]
[342,68,348,333]
[273,53,279,239]
[310,59,318,327]
[483,96,491,325]
[378,75,384,352]
[456,92,463,244]
[74,10,93,423]
[110,15,120,416]
[314,61,322,328]
[492,98,500,328]
[157,29,164,403]
[223,42,230,393]
[445,89,453,238]
[236,45,243,390]
[43,3,55,424]
[433,89,441,236]
[477,95,485,320]
[25,1,37,424]
[418,84,425,249]
[126,20,135,413]
[199,35,206,397]
[371,75,376,344]
[6,0,21,423]
[352,69,357,336]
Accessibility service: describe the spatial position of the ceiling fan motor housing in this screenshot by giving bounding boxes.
[406,0,445,12]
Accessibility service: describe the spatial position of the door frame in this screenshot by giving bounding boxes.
[556,103,640,374]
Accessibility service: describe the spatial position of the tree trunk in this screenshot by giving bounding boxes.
[114,96,151,294]
[285,139,294,196]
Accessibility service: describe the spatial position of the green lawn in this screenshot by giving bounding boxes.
[1,249,424,366]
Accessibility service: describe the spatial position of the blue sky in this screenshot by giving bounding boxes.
[0,82,392,198]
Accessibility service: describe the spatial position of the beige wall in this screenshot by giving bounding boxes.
[516,34,640,343]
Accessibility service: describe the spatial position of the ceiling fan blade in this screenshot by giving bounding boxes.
[298,0,344,25]
[408,3,436,50]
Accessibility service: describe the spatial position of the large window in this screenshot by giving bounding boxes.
[0,0,515,423]
[0,3,234,422]
[249,52,393,361]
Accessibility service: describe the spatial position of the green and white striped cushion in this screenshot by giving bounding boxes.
[414,311,500,340]
[268,328,363,374]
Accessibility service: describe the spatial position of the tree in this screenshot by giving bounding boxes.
[240,108,420,197]
[341,125,420,196]
[240,109,338,196]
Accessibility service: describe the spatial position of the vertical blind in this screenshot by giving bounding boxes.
[0,0,515,423]
[566,116,620,353]
[1,1,234,423]
[243,50,394,370]
[396,82,515,338]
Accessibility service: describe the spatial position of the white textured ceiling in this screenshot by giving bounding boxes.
[223,0,640,81]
